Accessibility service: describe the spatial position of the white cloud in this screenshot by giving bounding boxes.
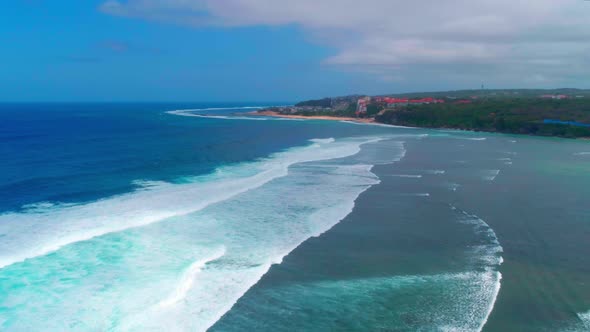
[100,0,590,87]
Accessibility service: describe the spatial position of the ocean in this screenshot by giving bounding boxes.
[0,103,588,331]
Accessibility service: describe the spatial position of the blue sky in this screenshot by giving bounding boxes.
[0,1,373,102]
[2,1,589,102]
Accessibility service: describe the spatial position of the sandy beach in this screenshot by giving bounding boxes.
[253,110,375,124]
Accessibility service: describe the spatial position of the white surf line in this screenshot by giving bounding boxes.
[385,174,423,178]
[479,273,503,332]
[484,170,501,181]
[0,137,383,270]
[309,138,336,144]
[424,170,446,175]
[169,106,268,113]
[167,110,305,121]
[574,152,590,156]
[443,135,488,141]
[451,204,504,332]
[166,111,268,121]
[171,145,408,332]
[156,248,227,309]
[198,144,409,331]
[578,310,590,329]
[448,183,461,191]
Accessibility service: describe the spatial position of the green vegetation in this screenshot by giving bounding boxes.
[278,89,590,138]
[290,104,357,117]
[385,88,590,99]
[376,98,590,138]
[365,104,383,117]
[295,98,332,107]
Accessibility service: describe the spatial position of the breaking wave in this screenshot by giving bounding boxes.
[0,135,412,331]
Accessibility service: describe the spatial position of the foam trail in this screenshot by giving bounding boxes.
[448,183,461,191]
[167,109,302,121]
[574,152,590,156]
[448,136,487,141]
[578,310,590,329]
[166,111,270,121]
[168,106,266,113]
[484,170,501,181]
[451,205,504,332]
[387,174,423,178]
[0,137,379,270]
[115,140,406,331]
[310,138,336,144]
[156,248,226,309]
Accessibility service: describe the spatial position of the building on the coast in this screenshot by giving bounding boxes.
[356,97,369,116]
[540,94,569,99]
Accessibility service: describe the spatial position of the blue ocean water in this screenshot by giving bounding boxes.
[0,103,346,211]
[1,103,588,331]
[0,103,409,330]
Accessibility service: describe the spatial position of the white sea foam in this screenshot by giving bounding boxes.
[112,139,407,331]
[169,106,266,113]
[483,170,501,181]
[0,136,414,332]
[578,310,590,329]
[425,170,446,175]
[448,183,461,191]
[451,205,504,332]
[574,152,590,156]
[245,270,501,332]
[447,136,487,141]
[387,174,423,178]
[167,108,306,121]
[0,137,381,270]
[166,111,269,121]
[310,138,336,144]
[156,248,226,309]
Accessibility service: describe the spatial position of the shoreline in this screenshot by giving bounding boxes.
[252,110,375,124]
[252,110,589,140]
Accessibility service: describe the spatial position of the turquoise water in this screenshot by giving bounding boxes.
[0,104,589,331]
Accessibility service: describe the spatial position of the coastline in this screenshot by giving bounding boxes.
[253,110,375,124]
[254,110,589,140]
[210,136,505,331]
[211,132,590,332]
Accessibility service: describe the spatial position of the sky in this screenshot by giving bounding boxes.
[1,0,590,102]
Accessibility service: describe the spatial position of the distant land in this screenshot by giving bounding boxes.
[257,89,590,138]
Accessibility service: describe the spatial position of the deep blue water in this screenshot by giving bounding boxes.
[0,103,380,211]
[0,103,407,331]
[0,103,588,332]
